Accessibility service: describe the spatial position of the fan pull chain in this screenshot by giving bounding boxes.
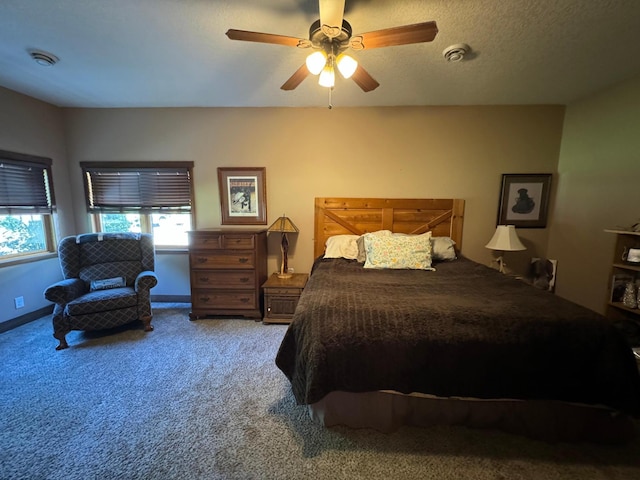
[328,87,333,109]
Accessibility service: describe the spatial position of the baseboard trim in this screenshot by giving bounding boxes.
[151,294,191,303]
[0,305,54,334]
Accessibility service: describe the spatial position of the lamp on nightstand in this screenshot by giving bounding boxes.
[485,225,526,274]
[268,215,299,279]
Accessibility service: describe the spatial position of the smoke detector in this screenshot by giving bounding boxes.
[443,44,470,63]
[29,50,59,67]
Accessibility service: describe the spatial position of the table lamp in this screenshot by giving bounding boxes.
[485,225,526,273]
[267,215,299,279]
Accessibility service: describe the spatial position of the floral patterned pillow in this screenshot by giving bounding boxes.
[363,232,434,270]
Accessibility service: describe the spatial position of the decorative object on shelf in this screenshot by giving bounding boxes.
[496,173,552,228]
[268,215,299,279]
[217,167,267,225]
[622,246,640,264]
[611,273,635,302]
[485,225,526,274]
[622,282,638,309]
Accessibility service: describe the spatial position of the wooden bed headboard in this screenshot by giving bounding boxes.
[314,197,465,258]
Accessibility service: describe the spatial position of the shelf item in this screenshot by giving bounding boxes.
[188,229,268,320]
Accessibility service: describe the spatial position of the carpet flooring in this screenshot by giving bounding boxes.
[1,304,640,480]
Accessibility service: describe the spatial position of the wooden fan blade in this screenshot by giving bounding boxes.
[226,29,310,48]
[319,0,345,38]
[281,64,310,91]
[351,65,379,92]
[350,21,438,50]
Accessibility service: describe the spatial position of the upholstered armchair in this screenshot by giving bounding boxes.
[44,233,158,350]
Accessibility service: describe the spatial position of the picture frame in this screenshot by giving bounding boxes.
[496,173,552,228]
[217,167,267,225]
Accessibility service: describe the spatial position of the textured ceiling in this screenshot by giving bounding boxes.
[1,0,639,108]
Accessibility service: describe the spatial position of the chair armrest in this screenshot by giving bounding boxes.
[135,271,158,292]
[44,278,86,305]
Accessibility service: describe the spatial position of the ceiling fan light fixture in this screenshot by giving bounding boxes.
[336,53,357,79]
[318,65,335,88]
[306,51,327,75]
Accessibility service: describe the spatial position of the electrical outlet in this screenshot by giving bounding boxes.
[14,296,24,309]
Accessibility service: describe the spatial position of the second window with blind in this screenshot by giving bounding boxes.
[81,162,195,247]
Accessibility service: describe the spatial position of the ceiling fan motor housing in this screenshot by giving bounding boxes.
[309,19,352,53]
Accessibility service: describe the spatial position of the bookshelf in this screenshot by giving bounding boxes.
[605,229,640,322]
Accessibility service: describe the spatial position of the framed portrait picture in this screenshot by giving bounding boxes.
[217,167,267,225]
[497,173,552,228]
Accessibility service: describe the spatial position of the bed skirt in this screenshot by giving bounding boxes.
[308,390,637,444]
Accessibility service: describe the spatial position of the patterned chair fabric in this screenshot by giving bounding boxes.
[44,233,158,350]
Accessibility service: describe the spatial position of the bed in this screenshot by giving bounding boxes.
[275,198,640,443]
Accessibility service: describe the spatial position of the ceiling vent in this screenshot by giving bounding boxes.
[443,44,470,63]
[29,50,59,67]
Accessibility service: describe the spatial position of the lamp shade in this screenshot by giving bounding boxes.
[268,216,299,233]
[485,225,526,251]
[306,51,327,75]
[336,53,358,79]
[318,65,335,87]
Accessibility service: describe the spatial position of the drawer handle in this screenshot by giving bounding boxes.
[238,257,249,264]
[199,276,209,282]
[240,297,250,304]
[200,296,210,302]
[196,257,208,264]
[240,277,249,283]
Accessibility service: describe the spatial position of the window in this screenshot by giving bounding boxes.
[0,150,56,260]
[81,161,194,247]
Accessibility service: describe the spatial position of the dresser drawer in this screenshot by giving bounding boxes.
[189,233,222,250]
[192,289,257,310]
[222,234,255,249]
[191,270,255,289]
[189,233,255,250]
[264,286,304,295]
[190,252,255,269]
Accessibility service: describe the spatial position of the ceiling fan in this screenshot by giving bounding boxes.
[225,0,438,93]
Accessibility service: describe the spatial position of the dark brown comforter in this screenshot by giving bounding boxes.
[275,257,640,415]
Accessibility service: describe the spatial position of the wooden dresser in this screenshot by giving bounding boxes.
[188,229,268,320]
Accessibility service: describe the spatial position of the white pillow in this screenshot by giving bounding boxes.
[90,276,126,291]
[363,232,435,270]
[431,236,457,261]
[324,235,360,260]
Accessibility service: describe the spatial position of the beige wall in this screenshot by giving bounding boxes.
[0,87,74,322]
[549,75,640,314]
[6,75,640,322]
[63,105,565,279]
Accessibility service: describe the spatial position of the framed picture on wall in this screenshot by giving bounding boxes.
[218,167,267,225]
[497,173,552,228]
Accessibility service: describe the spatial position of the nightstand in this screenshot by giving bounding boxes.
[262,273,308,324]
